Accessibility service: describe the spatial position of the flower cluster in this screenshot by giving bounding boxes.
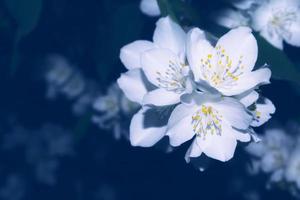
[118,16,275,163]
[216,0,300,49]
[246,124,300,197]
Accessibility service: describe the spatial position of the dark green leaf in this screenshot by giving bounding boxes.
[157,0,179,23]
[5,0,43,36]
[256,34,300,84]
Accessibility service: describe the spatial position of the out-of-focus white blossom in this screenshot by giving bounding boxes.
[216,0,300,49]
[246,129,292,175]
[44,55,99,116]
[140,0,160,17]
[251,0,300,49]
[246,125,300,195]
[45,55,85,99]
[92,83,140,140]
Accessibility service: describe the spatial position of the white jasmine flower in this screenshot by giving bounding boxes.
[187,27,271,96]
[251,0,300,49]
[238,90,275,127]
[251,97,276,127]
[140,0,160,17]
[168,95,253,162]
[119,16,188,106]
[118,16,189,147]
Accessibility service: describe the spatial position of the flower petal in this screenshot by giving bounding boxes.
[236,90,259,107]
[120,40,156,70]
[185,139,203,162]
[143,88,180,106]
[166,104,196,146]
[141,48,181,87]
[219,68,271,96]
[216,26,258,73]
[251,98,276,127]
[210,97,253,130]
[130,107,167,147]
[140,0,161,17]
[117,69,148,104]
[186,28,215,82]
[232,128,251,142]
[194,122,238,162]
[153,16,186,57]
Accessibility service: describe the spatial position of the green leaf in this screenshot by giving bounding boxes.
[157,0,179,23]
[255,34,300,84]
[5,0,43,36]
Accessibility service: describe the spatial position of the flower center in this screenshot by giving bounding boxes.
[156,60,187,93]
[191,105,222,139]
[268,8,297,38]
[200,45,244,87]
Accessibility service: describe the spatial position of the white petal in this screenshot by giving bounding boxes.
[130,108,166,147]
[140,0,160,17]
[186,28,215,82]
[117,69,148,104]
[153,16,186,56]
[167,103,196,129]
[284,21,300,47]
[216,26,258,73]
[236,90,259,107]
[219,68,271,96]
[141,48,180,87]
[232,128,251,142]
[120,40,156,70]
[195,122,238,162]
[166,104,196,146]
[143,88,180,106]
[210,97,253,130]
[251,98,276,127]
[185,139,203,162]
